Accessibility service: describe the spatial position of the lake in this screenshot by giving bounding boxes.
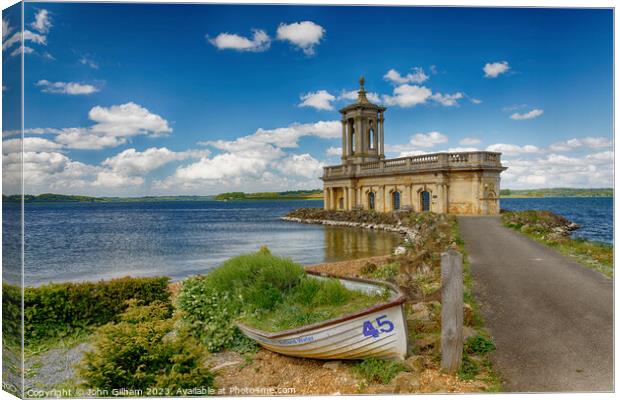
[2,197,613,286]
[500,197,613,244]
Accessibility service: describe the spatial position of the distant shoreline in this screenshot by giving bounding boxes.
[2,188,613,204]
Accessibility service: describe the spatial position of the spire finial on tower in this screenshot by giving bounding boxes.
[357,76,369,103]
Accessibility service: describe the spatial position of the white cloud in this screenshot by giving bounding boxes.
[459,137,481,146]
[3,137,62,154]
[501,152,613,189]
[10,46,34,57]
[483,61,510,78]
[36,80,99,95]
[23,30,46,45]
[3,32,20,51]
[201,120,339,151]
[208,29,270,52]
[298,90,336,110]
[276,21,325,56]
[338,89,381,104]
[486,143,541,156]
[54,102,172,150]
[2,18,13,41]
[471,98,482,104]
[549,136,612,152]
[383,84,432,108]
[79,55,98,69]
[101,147,209,176]
[275,154,324,179]
[411,131,449,148]
[510,109,544,120]
[326,146,342,157]
[88,102,172,137]
[31,9,52,34]
[383,68,428,85]
[430,91,464,106]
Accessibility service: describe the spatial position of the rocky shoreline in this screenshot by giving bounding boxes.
[280,216,419,246]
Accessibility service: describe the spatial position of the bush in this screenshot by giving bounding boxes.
[353,358,404,384]
[23,276,171,346]
[465,335,496,355]
[78,300,214,394]
[2,284,22,346]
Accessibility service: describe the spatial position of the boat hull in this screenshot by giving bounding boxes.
[237,272,408,361]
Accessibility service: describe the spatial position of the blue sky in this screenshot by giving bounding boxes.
[2,3,613,195]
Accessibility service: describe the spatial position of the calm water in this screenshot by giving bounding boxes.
[10,200,401,286]
[2,197,613,286]
[501,197,613,244]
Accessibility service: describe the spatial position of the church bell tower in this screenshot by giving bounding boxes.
[339,77,386,165]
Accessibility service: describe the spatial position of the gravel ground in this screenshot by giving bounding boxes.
[25,341,91,391]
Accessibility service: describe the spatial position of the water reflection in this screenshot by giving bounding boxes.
[323,226,399,262]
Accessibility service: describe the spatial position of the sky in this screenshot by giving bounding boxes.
[1,3,614,196]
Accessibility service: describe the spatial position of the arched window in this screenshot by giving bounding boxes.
[392,191,401,210]
[420,191,430,212]
[368,192,375,210]
[368,121,375,149]
[350,120,356,154]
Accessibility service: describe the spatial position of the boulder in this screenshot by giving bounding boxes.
[392,371,421,393]
[404,355,424,373]
[394,246,407,256]
[323,361,341,371]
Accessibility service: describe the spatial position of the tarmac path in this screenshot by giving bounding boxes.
[458,216,613,392]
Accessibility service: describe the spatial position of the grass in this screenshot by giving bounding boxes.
[502,210,613,278]
[239,277,386,332]
[178,247,387,349]
[353,358,405,384]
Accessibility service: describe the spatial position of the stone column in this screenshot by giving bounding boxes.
[347,187,354,210]
[373,118,378,152]
[378,186,385,212]
[379,112,385,158]
[341,120,347,159]
[323,188,328,210]
[356,117,362,154]
[343,187,348,210]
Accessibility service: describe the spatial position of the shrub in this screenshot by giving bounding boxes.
[2,284,22,346]
[458,354,481,380]
[23,276,171,346]
[465,335,496,355]
[78,300,214,394]
[353,358,404,384]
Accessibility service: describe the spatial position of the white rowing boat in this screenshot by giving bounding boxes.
[236,271,408,361]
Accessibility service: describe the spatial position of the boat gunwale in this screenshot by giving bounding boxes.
[236,270,407,339]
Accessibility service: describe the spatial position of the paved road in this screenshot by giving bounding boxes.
[458,216,613,392]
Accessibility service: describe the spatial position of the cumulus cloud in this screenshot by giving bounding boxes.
[31,9,52,34]
[208,29,270,52]
[52,102,172,150]
[501,152,613,189]
[275,154,324,179]
[326,146,342,157]
[430,91,464,106]
[459,137,481,146]
[298,90,336,110]
[201,120,339,151]
[101,147,208,176]
[276,21,325,56]
[383,68,429,85]
[483,61,510,78]
[382,84,432,108]
[2,17,13,41]
[36,80,99,95]
[385,131,448,156]
[3,137,62,154]
[338,89,381,104]
[486,143,541,156]
[157,120,337,193]
[510,109,544,120]
[549,136,612,152]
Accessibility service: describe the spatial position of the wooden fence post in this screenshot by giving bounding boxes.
[440,249,464,373]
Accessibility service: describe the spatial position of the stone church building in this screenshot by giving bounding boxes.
[321,77,507,215]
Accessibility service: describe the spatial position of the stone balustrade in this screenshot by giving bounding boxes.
[323,151,504,179]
